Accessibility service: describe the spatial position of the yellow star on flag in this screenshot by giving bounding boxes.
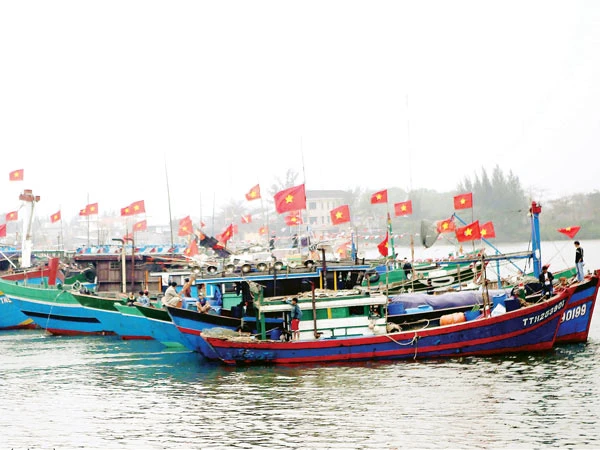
[285,194,294,204]
[335,211,343,219]
[481,229,487,236]
[464,228,472,237]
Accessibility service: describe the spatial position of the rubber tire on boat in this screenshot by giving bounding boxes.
[367,272,380,283]
[71,281,82,291]
[256,262,268,272]
[241,264,252,273]
[304,259,315,268]
[207,266,218,274]
[273,261,284,270]
[225,264,236,274]
[84,269,96,283]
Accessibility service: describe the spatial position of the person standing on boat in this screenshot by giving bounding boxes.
[402,258,413,279]
[181,277,195,298]
[539,265,554,298]
[162,281,182,308]
[575,241,585,282]
[286,297,302,341]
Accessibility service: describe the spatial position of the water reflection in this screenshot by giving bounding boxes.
[2,321,600,449]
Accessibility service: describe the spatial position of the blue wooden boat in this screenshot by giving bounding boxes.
[70,292,156,340]
[166,303,285,358]
[133,303,191,349]
[200,276,586,365]
[0,294,37,330]
[0,280,115,336]
[556,270,600,344]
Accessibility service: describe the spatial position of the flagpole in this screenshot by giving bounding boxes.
[299,136,309,255]
[86,193,90,248]
[60,207,64,252]
[387,211,396,262]
[164,159,174,253]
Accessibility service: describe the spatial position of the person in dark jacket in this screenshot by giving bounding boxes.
[539,264,554,298]
[575,241,584,282]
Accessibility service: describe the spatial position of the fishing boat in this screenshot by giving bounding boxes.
[133,303,191,349]
[0,280,115,336]
[69,291,158,340]
[363,259,484,294]
[386,270,599,344]
[200,276,583,365]
[555,271,599,344]
[0,293,37,330]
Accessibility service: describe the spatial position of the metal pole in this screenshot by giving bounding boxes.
[113,238,126,293]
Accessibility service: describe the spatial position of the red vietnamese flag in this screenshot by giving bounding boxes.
[455,220,481,242]
[178,216,194,236]
[394,200,413,216]
[245,184,261,201]
[274,184,306,214]
[377,233,389,256]
[80,203,98,216]
[453,192,473,210]
[86,203,98,215]
[120,205,133,216]
[241,214,252,224]
[50,211,62,223]
[479,221,496,239]
[123,232,133,241]
[436,217,455,233]
[218,224,234,244]
[370,189,388,204]
[557,226,581,239]
[258,226,268,235]
[129,200,146,215]
[285,214,303,226]
[330,205,351,225]
[9,169,24,181]
[133,220,147,232]
[0,224,6,237]
[184,239,199,257]
[6,211,18,222]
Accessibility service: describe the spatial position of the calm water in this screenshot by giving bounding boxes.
[2,240,600,449]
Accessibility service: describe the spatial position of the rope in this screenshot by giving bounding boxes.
[385,332,420,359]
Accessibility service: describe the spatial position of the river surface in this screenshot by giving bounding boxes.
[1,240,599,449]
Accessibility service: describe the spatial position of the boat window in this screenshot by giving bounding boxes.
[349,305,366,316]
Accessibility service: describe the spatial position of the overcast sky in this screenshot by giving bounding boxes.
[1,1,599,225]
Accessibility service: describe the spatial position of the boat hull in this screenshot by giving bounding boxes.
[134,304,190,349]
[0,280,114,336]
[167,306,283,358]
[0,295,37,330]
[203,290,570,365]
[555,272,599,344]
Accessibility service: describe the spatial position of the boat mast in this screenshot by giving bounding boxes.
[164,159,174,252]
[530,201,542,278]
[19,189,40,269]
